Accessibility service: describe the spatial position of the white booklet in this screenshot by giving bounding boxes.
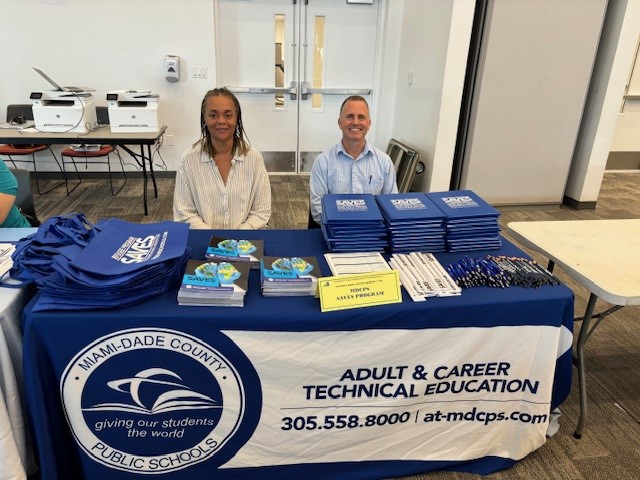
[324,252,391,276]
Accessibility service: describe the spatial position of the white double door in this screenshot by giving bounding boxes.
[215,0,381,173]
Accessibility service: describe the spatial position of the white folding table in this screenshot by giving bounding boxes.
[507,219,640,438]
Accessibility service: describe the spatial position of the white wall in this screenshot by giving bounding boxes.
[371,0,404,151]
[610,26,640,154]
[377,0,457,193]
[1,0,633,209]
[378,0,636,205]
[566,0,640,203]
[1,0,216,172]
[460,0,608,205]
[599,27,640,171]
[430,0,475,192]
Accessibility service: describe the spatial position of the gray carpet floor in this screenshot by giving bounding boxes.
[30,171,640,479]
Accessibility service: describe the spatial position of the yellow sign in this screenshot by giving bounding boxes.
[318,270,402,312]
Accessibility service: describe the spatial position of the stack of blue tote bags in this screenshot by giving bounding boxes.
[10,213,191,311]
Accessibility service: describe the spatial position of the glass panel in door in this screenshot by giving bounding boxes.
[215,0,380,173]
[298,0,379,172]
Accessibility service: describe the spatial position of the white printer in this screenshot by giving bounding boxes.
[30,90,97,134]
[106,90,160,133]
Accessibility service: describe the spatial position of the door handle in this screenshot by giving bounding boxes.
[225,82,299,100]
[306,88,372,95]
[225,86,291,94]
[299,81,371,99]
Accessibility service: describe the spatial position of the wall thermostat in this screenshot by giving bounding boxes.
[164,55,180,82]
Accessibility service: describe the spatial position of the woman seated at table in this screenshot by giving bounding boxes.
[0,161,31,228]
[173,88,271,229]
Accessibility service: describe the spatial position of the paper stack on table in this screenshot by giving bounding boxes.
[324,252,391,276]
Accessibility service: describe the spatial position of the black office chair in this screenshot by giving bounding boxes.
[9,167,40,226]
[60,106,127,196]
[0,104,68,195]
[308,211,320,229]
[386,139,420,193]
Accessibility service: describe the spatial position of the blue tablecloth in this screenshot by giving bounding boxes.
[22,229,574,480]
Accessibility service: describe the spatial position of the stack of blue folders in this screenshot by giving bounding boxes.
[426,189,502,252]
[321,194,387,252]
[375,193,446,253]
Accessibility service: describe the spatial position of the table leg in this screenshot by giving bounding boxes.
[140,145,148,216]
[573,293,597,439]
[147,144,158,198]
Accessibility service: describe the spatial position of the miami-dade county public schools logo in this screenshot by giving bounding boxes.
[60,328,246,474]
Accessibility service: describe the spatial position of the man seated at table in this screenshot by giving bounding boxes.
[308,95,397,228]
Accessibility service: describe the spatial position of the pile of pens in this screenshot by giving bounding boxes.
[488,255,560,288]
[446,256,510,288]
[446,255,560,289]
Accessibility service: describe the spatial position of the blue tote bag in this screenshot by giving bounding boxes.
[70,219,189,276]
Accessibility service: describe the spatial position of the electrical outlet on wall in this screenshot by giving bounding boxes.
[191,66,208,78]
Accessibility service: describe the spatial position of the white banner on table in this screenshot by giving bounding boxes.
[223,326,560,467]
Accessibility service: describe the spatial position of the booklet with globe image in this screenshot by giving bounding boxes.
[178,259,250,307]
[205,236,264,269]
[260,256,321,297]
